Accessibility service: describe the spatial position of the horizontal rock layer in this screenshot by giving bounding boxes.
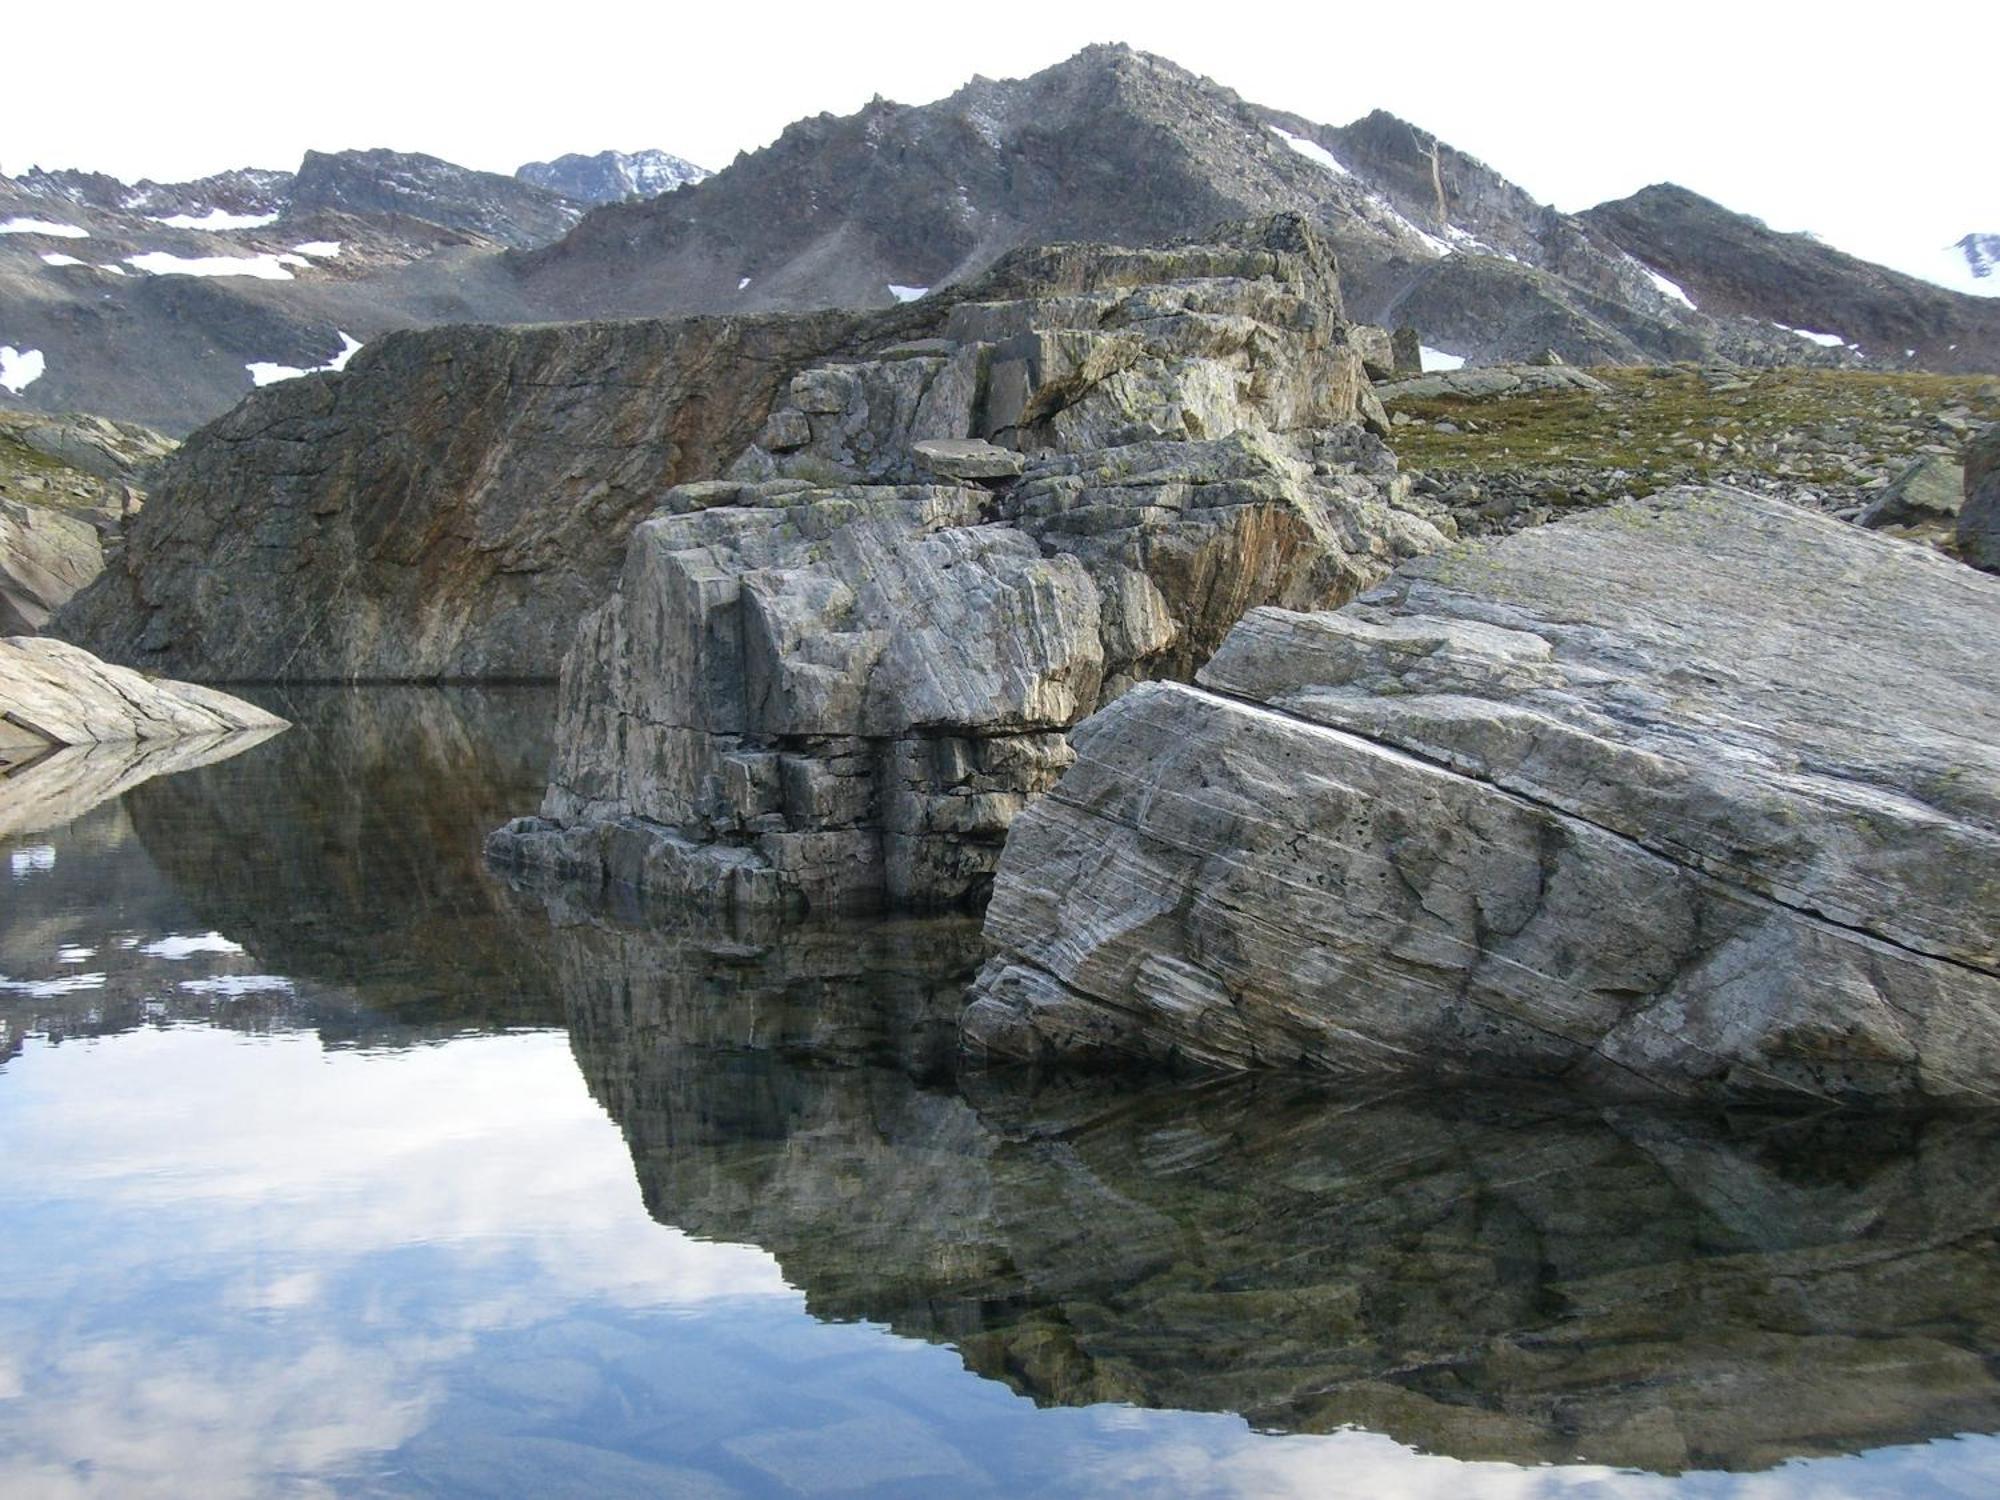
[968,488,2000,1105]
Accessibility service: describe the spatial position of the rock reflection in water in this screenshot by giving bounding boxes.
[539,888,2000,1476]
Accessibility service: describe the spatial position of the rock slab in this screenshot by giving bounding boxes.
[968,488,2000,1105]
[1962,422,2000,572]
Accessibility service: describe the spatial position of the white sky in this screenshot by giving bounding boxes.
[6,1,1994,288]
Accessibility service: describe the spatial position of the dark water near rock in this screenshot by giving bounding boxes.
[2,688,1998,1498]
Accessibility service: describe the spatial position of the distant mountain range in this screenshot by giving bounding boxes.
[2,45,1993,434]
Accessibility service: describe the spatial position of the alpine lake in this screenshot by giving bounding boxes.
[2,687,1996,1499]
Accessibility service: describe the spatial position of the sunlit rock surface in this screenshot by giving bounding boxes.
[969,488,2000,1104]
[491,216,1451,913]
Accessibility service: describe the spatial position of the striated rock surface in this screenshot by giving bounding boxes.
[968,488,2000,1105]
[2,635,285,761]
[490,216,1453,913]
[53,313,864,681]
[0,500,102,634]
[1963,422,2000,571]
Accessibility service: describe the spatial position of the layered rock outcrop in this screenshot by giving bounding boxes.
[490,217,1453,912]
[53,314,863,680]
[0,500,102,634]
[1963,422,2000,571]
[968,488,2000,1105]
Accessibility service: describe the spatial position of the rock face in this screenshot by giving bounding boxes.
[0,634,285,770]
[1857,453,1964,544]
[1962,423,2000,571]
[488,217,1453,913]
[0,500,102,633]
[53,313,863,681]
[968,488,2000,1106]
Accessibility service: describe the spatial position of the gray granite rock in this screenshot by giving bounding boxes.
[1,500,102,634]
[490,217,1453,912]
[967,488,2000,1105]
[1,635,285,769]
[1859,453,1963,536]
[1961,423,2000,571]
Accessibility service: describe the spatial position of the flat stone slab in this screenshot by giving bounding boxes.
[911,438,1028,480]
[967,487,2000,1106]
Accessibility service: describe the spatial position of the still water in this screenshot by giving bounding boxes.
[2,688,1997,1499]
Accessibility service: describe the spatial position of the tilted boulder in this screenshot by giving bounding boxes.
[967,488,2000,1105]
[489,216,1454,913]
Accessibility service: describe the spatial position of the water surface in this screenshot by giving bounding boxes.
[2,688,1997,1498]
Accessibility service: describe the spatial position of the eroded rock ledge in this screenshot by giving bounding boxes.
[966,488,2000,1106]
[488,216,1454,912]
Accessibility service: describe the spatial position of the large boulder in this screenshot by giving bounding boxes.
[1962,422,2000,571]
[967,488,2000,1106]
[489,217,1454,913]
[1858,452,1964,542]
[0,500,103,634]
[1,635,284,756]
[52,313,865,681]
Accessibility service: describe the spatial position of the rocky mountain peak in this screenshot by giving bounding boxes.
[290,148,584,248]
[515,149,710,205]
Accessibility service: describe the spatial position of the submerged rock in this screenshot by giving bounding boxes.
[968,488,2000,1105]
[489,216,1453,913]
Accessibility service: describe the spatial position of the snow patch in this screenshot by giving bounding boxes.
[0,217,88,238]
[1775,324,1849,348]
[246,331,363,387]
[139,932,246,960]
[737,276,751,290]
[290,241,341,258]
[39,253,85,268]
[1636,262,1696,310]
[1269,125,1350,177]
[55,946,95,964]
[1420,346,1466,372]
[0,972,105,998]
[179,974,294,997]
[125,251,309,280]
[888,284,929,303]
[0,346,47,394]
[150,208,280,231]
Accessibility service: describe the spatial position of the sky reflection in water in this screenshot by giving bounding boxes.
[0,688,1996,1498]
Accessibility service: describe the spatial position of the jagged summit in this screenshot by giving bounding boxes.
[516,149,710,205]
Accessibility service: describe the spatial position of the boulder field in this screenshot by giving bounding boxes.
[966,488,2000,1105]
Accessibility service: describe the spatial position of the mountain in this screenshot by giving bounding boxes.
[1582,185,2000,371]
[3,45,1993,437]
[516,149,709,204]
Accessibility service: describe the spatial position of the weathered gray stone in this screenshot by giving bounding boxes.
[491,216,1448,912]
[1,635,285,771]
[1960,423,2000,571]
[1350,324,1396,382]
[967,488,2000,1106]
[910,438,1027,481]
[1859,454,1963,533]
[1376,364,1612,403]
[1,500,103,635]
[1391,325,1423,377]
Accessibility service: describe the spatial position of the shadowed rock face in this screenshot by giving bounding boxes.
[53,313,865,682]
[547,901,2000,1474]
[487,216,1455,915]
[969,488,2000,1105]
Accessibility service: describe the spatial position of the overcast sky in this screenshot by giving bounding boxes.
[8,1,1995,291]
